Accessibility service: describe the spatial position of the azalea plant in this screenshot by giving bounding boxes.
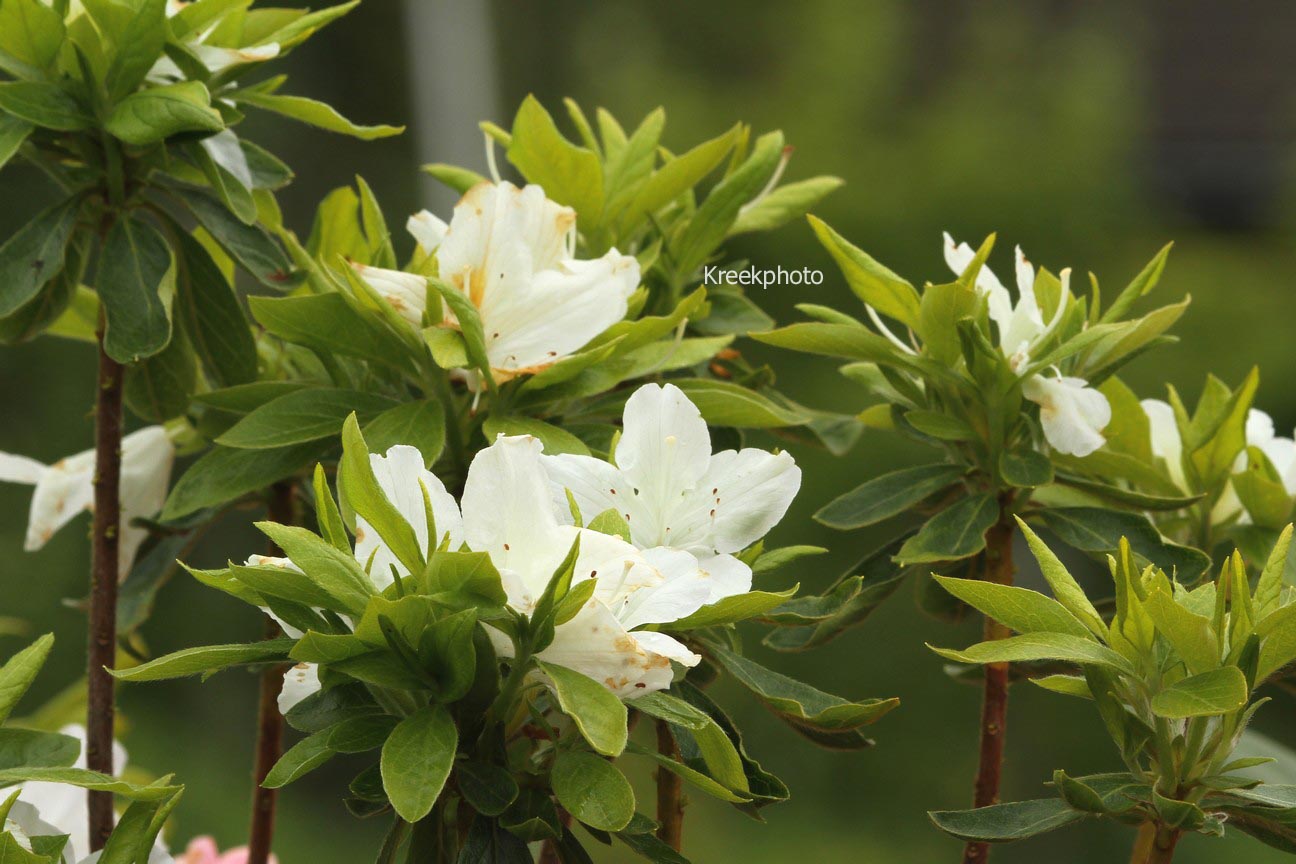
[928,523,1296,864]
[111,384,896,862]
[756,225,1209,861]
[0,0,398,855]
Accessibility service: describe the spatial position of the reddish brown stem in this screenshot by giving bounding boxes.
[87,320,123,851]
[246,481,295,864]
[1130,821,1182,864]
[963,514,1015,864]
[655,719,685,851]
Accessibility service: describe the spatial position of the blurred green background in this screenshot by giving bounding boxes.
[3,1,1296,861]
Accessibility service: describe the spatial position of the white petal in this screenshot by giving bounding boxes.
[193,42,280,74]
[352,264,429,326]
[614,546,711,629]
[462,436,568,604]
[697,553,753,604]
[942,231,1012,331]
[407,210,448,254]
[1023,375,1111,457]
[542,452,652,539]
[24,450,95,552]
[356,446,462,591]
[689,448,801,555]
[278,663,321,715]
[482,249,637,375]
[612,384,713,546]
[1141,399,1186,490]
[1247,409,1276,447]
[0,452,49,485]
[537,600,698,699]
[117,427,175,574]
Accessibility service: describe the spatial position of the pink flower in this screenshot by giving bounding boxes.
[176,836,278,864]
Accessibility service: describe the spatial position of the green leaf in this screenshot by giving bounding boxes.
[671,379,809,428]
[999,449,1054,488]
[895,493,999,564]
[420,163,486,195]
[362,400,446,468]
[0,633,54,724]
[929,633,1135,675]
[106,81,224,145]
[668,587,798,630]
[162,442,321,520]
[97,215,175,363]
[339,414,424,577]
[929,799,1084,842]
[918,279,981,365]
[629,692,711,731]
[380,704,457,822]
[507,94,603,224]
[173,187,293,287]
[815,463,964,530]
[256,521,375,616]
[551,750,635,831]
[456,761,519,817]
[482,415,590,457]
[249,294,397,363]
[0,198,81,319]
[535,660,627,757]
[0,0,65,75]
[105,0,167,101]
[0,115,33,172]
[808,215,920,328]
[673,131,784,275]
[1150,667,1248,718]
[235,90,403,140]
[1035,507,1210,581]
[111,638,296,682]
[615,123,738,234]
[428,278,494,389]
[1255,525,1293,620]
[905,410,976,441]
[0,81,91,131]
[1101,242,1173,323]
[931,576,1093,639]
[1234,447,1295,529]
[218,388,396,449]
[1014,517,1108,639]
[710,646,898,732]
[263,729,335,788]
[124,318,194,420]
[0,766,178,799]
[1143,589,1219,675]
[172,230,256,387]
[729,176,844,236]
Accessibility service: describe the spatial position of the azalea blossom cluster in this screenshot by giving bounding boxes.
[942,233,1111,457]
[353,180,640,384]
[268,382,799,710]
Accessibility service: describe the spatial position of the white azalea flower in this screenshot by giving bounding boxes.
[420,181,639,382]
[10,725,172,864]
[942,233,1069,374]
[1211,408,1296,525]
[278,662,321,715]
[462,436,705,697]
[1021,375,1111,458]
[543,383,801,604]
[407,210,449,255]
[0,427,175,574]
[1141,398,1188,490]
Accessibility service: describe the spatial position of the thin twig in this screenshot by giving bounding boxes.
[963,506,1015,864]
[247,480,296,864]
[87,313,123,851]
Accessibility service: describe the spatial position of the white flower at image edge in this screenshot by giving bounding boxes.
[8,725,172,864]
[945,232,1110,457]
[543,383,802,603]
[0,427,175,574]
[354,181,639,382]
[1143,402,1296,522]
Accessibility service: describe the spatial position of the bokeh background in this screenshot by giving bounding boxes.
[3,1,1296,861]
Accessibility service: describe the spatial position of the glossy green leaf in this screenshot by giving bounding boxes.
[807,215,921,328]
[0,633,54,723]
[234,89,403,139]
[111,638,296,682]
[0,198,81,319]
[482,415,590,457]
[931,576,1093,639]
[929,799,1084,842]
[106,81,224,145]
[161,442,321,520]
[895,493,999,564]
[362,399,446,468]
[218,388,395,449]
[381,704,457,822]
[97,216,175,362]
[551,750,635,831]
[1150,667,1248,718]
[929,633,1135,675]
[815,463,964,530]
[671,379,809,428]
[535,660,627,757]
[0,81,91,131]
[507,95,602,223]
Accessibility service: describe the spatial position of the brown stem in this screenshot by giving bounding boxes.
[537,809,572,864]
[246,481,295,864]
[87,319,123,851]
[1130,821,1182,864]
[963,510,1015,864]
[655,719,684,851]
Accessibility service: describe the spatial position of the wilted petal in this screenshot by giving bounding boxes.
[1023,375,1111,457]
[278,663,321,715]
[352,263,429,326]
[118,426,176,575]
[356,445,463,590]
[194,42,280,74]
